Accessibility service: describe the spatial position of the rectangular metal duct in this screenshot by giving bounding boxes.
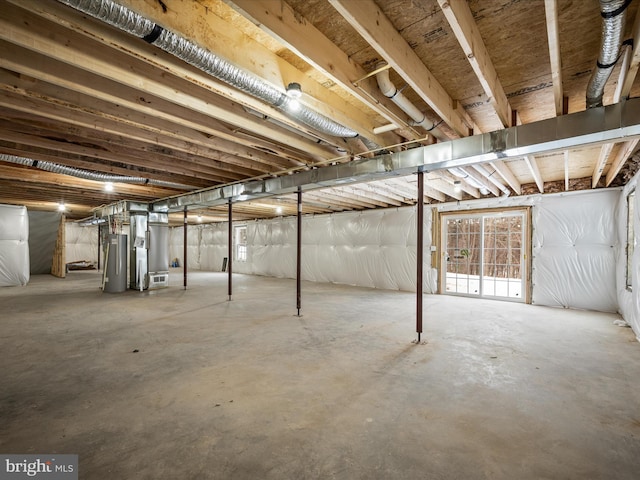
[152,98,640,212]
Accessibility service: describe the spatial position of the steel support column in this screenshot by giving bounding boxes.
[417,170,424,342]
[228,199,233,301]
[97,224,101,271]
[296,188,302,316]
[183,208,187,290]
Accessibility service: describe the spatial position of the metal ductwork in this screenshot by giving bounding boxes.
[586,0,631,108]
[151,98,640,212]
[57,0,377,147]
[376,65,448,142]
[0,154,194,190]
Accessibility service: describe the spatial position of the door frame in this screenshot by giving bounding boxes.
[437,206,532,303]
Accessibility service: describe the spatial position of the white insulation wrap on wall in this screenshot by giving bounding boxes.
[170,226,203,270]
[65,224,99,264]
[617,175,640,340]
[185,206,434,292]
[0,204,29,286]
[201,223,232,272]
[532,190,618,312]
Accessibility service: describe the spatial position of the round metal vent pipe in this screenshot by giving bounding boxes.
[375,65,448,142]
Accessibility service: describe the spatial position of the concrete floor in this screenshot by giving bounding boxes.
[1,271,640,479]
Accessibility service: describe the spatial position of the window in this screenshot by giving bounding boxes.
[627,191,635,290]
[234,225,247,262]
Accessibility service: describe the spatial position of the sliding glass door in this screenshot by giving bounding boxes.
[442,210,528,302]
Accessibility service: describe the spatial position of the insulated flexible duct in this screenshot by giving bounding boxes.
[0,154,194,190]
[58,0,368,143]
[586,0,631,108]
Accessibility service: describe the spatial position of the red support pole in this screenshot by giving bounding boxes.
[183,208,187,290]
[417,170,424,342]
[228,199,232,301]
[97,224,101,271]
[296,188,302,316]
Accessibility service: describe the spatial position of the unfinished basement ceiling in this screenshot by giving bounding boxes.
[0,0,639,221]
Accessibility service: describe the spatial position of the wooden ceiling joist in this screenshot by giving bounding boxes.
[15,0,393,150]
[620,4,640,99]
[544,0,564,117]
[436,0,511,129]
[606,139,640,186]
[227,0,422,140]
[0,78,299,173]
[328,0,474,137]
[0,4,334,161]
[491,160,522,195]
[524,155,544,193]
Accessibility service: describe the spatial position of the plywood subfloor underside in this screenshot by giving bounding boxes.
[1,272,640,479]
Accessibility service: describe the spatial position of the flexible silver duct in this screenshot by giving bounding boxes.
[586,0,631,108]
[0,153,194,190]
[58,0,366,142]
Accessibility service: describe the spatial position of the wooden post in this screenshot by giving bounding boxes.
[51,214,66,278]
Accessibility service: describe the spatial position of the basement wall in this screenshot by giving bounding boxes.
[65,223,99,265]
[171,207,434,291]
[28,211,62,275]
[434,188,618,312]
[170,188,618,315]
[0,204,29,287]
[617,173,640,340]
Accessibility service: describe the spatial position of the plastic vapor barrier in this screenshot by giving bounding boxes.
[617,175,640,340]
[65,223,99,264]
[201,223,233,272]
[0,204,29,286]
[169,226,202,270]
[532,190,618,312]
[174,206,434,292]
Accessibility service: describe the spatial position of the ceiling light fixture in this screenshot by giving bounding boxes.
[57,203,66,212]
[286,82,302,112]
[276,206,283,215]
[197,215,202,223]
[104,182,114,192]
[453,180,462,193]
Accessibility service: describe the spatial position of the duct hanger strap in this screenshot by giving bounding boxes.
[597,59,618,69]
[601,0,633,18]
[142,24,163,44]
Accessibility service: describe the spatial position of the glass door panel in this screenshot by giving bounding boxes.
[443,211,527,302]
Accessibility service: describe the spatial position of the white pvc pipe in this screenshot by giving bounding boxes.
[373,123,400,134]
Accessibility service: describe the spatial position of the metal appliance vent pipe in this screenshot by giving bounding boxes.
[448,166,487,192]
[586,0,631,108]
[471,164,511,196]
[376,65,448,142]
[0,153,193,190]
[57,0,379,148]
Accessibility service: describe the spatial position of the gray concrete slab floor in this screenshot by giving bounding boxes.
[1,270,640,479]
